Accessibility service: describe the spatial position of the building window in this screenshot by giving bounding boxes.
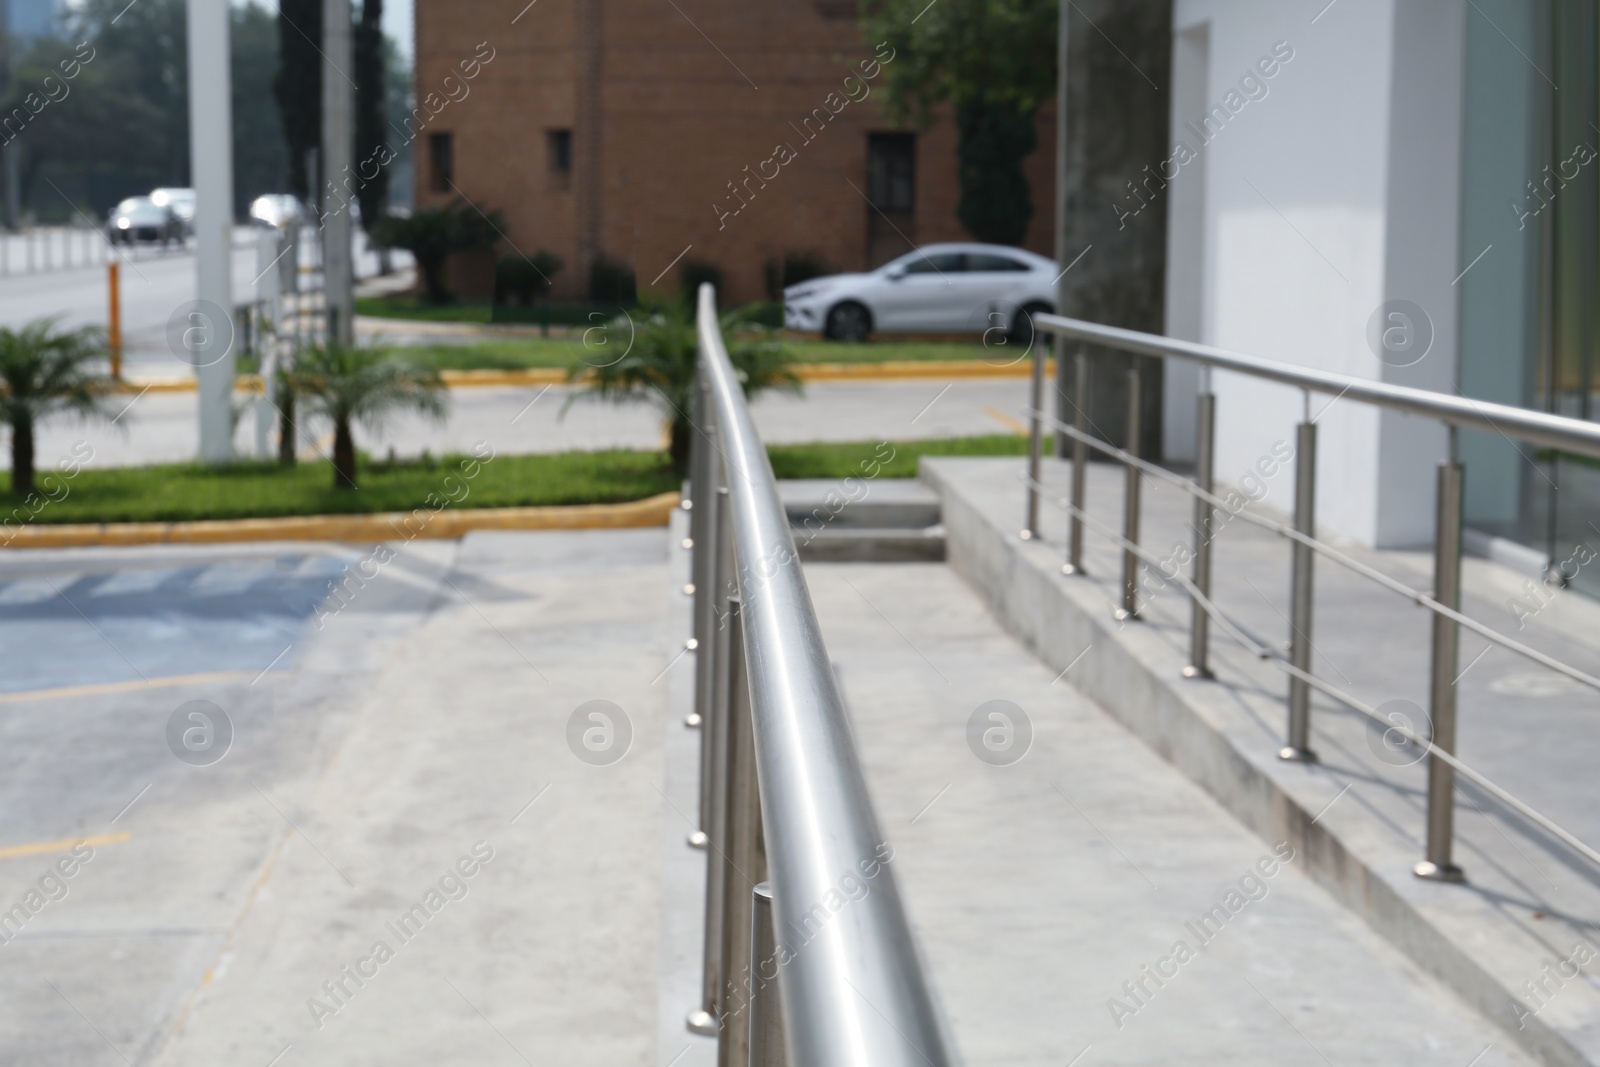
[548,129,572,173]
[866,133,916,266]
[868,133,915,214]
[429,132,454,192]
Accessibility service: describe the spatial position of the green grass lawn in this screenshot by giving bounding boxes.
[0,436,1028,524]
[356,297,495,324]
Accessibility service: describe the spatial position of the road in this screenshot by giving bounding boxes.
[0,228,389,379]
[22,377,1031,471]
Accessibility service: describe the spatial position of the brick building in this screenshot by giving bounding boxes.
[411,0,1057,305]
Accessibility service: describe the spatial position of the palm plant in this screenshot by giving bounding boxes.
[568,299,800,472]
[0,318,114,495]
[288,345,449,489]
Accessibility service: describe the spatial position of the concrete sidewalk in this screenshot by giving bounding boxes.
[140,529,674,1066]
[797,558,1529,1066]
[922,456,1600,1066]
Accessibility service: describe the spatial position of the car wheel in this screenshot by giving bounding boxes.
[1009,302,1051,349]
[825,301,872,343]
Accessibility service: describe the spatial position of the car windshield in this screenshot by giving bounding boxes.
[114,199,145,214]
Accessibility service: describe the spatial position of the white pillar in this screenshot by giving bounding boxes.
[187,0,235,462]
[322,0,354,347]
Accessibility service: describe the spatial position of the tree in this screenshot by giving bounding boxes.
[374,199,504,303]
[863,0,1055,244]
[274,0,322,202]
[0,319,113,495]
[567,300,799,472]
[288,345,449,489]
[353,0,388,228]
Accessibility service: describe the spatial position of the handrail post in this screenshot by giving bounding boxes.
[749,882,786,1067]
[687,373,713,734]
[689,482,735,1036]
[1023,330,1045,540]
[1417,457,1466,882]
[1118,368,1142,619]
[1184,390,1216,678]
[1281,418,1318,762]
[717,597,765,1067]
[1065,351,1088,575]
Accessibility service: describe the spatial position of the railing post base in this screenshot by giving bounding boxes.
[1413,859,1465,883]
[1180,664,1212,680]
[1277,745,1318,764]
[687,1009,719,1036]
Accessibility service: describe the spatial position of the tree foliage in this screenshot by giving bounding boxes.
[0,0,287,218]
[0,318,114,495]
[353,0,388,230]
[274,0,322,202]
[567,300,800,472]
[862,0,1055,245]
[288,345,449,489]
[373,199,505,303]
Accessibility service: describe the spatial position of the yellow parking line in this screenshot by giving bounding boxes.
[984,406,1029,435]
[0,831,130,860]
[0,670,255,706]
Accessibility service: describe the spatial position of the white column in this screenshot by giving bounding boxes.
[322,0,354,347]
[187,0,235,462]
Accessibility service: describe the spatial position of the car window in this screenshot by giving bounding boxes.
[115,199,142,213]
[967,253,1030,272]
[902,252,965,275]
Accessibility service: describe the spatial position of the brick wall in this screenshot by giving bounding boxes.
[414,0,1058,306]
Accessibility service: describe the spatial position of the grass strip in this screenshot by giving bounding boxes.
[0,436,1027,526]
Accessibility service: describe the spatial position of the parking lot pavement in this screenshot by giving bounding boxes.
[0,539,458,1064]
[0,530,673,1066]
[17,377,1030,471]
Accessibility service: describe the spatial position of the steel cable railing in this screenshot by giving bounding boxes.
[684,284,951,1067]
[1024,311,1600,884]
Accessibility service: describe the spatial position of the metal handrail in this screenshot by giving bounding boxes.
[1027,312,1600,884]
[691,284,951,1066]
[1029,406,1600,695]
[1033,313,1600,460]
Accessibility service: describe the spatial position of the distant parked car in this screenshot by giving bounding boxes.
[783,242,1057,344]
[108,196,182,246]
[149,187,196,235]
[249,194,308,229]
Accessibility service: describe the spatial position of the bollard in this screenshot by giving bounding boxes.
[1023,329,1045,539]
[749,882,787,1067]
[716,596,765,1067]
[1416,457,1466,882]
[1065,351,1088,575]
[1185,391,1216,678]
[1119,368,1142,619]
[1281,419,1318,762]
[108,261,123,379]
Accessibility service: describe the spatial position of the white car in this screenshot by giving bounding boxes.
[249,194,309,229]
[784,243,1057,343]
[150,187,196,234]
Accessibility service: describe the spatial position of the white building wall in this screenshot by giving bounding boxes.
[1165,0,1464,548]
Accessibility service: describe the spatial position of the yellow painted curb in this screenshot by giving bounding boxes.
[2,492,681,548]
[794,359,1052,382]
[116,358,1050,395]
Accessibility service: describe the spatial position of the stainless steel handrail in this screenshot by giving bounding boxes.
[1028,312,1599,884]
[691,284,951,1066]
[1034,313,1600,460]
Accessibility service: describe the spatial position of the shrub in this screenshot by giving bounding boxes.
[678,259,723,305]
[494,251,563,305]
[588,256,637,303]
[764,251,832,301]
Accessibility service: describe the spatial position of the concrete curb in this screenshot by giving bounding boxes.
[0,491,680,548]
[921,457,1598,1067]
[116,358,1051,395]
